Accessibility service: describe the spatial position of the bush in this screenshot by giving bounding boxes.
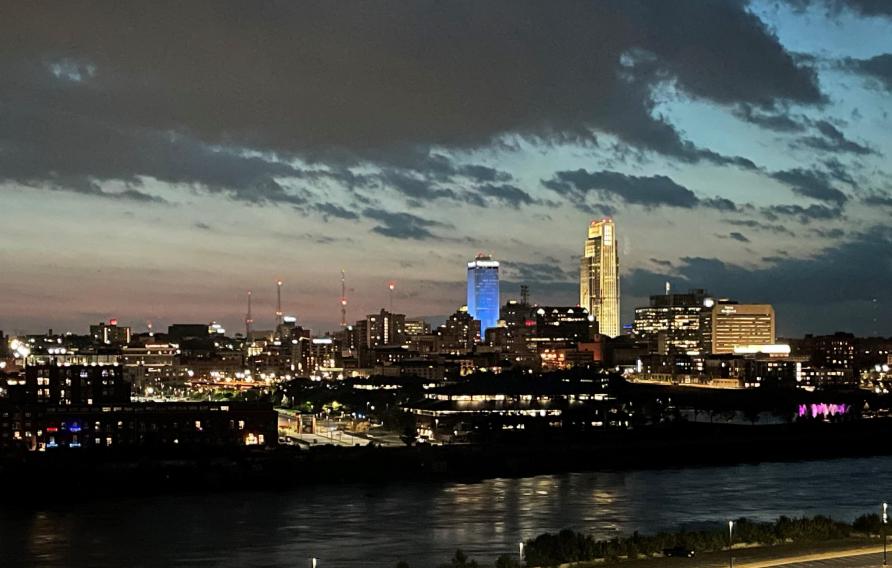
[494,554,521,568]
[523,514,864,567]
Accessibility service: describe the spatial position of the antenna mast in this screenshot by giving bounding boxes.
[275,280,284,326]
[340,270,348,327]
[245,290,254,340]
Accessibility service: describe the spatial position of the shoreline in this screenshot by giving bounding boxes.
[4,420,892,503]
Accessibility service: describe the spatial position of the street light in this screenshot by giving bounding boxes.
[883,502,888,567]
[519,541,524,562]
[311,558,317,568]
[728,520,734,568]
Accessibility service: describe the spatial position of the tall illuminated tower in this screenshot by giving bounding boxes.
[467,253,500,334]
[580,219,620,337]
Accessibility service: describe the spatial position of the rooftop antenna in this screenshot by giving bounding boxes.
[387,281,396,313]
[275,280,284,326]
[147,320,154,337]
[245,290,254,341]
[340,270,348,328]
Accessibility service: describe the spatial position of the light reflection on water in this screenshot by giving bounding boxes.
[2,455,890,567]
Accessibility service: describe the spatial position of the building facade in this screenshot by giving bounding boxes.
[467,254,500,334]
[580,219,620,337]
[633,289,711,355]
[707,302,776,354]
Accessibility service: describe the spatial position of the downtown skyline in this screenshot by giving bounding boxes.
[3,1,892,336]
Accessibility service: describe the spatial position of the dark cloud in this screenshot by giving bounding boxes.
[798,120,876,156]
[733,104,806,132]
[544,169,751,213]
[502,261,575,284]
[476,183,538,208]
[362,208,449,240]
[544,170,700,209]
[0,103,307,204]
[788,0,892,17]
[724,218,796,237]
[624,225,892,334]
[811,227,845,238]
[762,203,843,223]
[771,168,849,205]
[0,0,823,196]
[727,232,751,243]
[844,54,892,92]
[863,193,892,207]
[313,202,360,220]
[194,222,212,231]
[650,258,674,267]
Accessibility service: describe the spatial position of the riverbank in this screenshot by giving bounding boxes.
[4,419,892,501]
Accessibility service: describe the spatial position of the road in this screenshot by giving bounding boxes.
[739,549,885,568]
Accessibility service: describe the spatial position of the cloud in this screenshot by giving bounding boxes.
[863,192,892,207]
[844,53,892,92]
[762,203,843,222]
[724,218,796,237]
[624,224,892,334]
[544,170,701,209]
[476,183,538,208]
[194,222,212,231]
[733,104,806,132]
[727,232,751,243]
[362,208,450,240]
[788,0,892,18]
[798,120,876,156]
[0,0,824,196]
[313,202,360,220]
[770,168,849,205]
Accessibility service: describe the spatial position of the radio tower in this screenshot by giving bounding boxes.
[339,270,348,327]
[388,280,396,312]
[245,290,254,340]
[275,280,284,326]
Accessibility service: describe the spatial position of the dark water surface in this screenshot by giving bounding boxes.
[2,456,890,567]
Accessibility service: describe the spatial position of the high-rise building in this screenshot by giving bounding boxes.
[580,219,620,337]
[467,254,500,334]
[706,301,776,354]
[365,309,406,348]
[90,320,132,346]
[633,288,711,355]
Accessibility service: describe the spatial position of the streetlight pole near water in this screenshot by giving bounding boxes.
[728,520,734,568]
[883,502,888,567]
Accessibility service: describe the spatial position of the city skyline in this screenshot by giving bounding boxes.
[3,1,892,336]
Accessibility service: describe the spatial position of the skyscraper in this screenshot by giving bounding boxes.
[467,253,500,334]
[580,219,620,337]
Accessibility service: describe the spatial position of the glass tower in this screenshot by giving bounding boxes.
[580,219,620,337]
[467,254,500,334]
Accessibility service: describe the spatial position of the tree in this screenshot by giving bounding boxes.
[495,554,521,568]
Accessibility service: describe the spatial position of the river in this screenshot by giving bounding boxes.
[2,455,890,567]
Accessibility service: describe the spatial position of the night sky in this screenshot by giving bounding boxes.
[2,1,891,337]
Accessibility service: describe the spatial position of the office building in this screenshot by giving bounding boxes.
[580,219,620,337]
[467,253,500,334]
[366,309,406,348]
[633,288,711,355]
[90,320,131,346]
[706,302,776,354]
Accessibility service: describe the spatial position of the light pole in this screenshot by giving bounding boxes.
[728,520,734,568]
[519,541,525,563]
[311,558,317,568]
[883,502,888,567]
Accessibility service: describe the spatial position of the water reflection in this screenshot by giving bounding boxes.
[2,456,890,567]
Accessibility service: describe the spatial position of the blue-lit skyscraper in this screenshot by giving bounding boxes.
[467,253,500,334]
